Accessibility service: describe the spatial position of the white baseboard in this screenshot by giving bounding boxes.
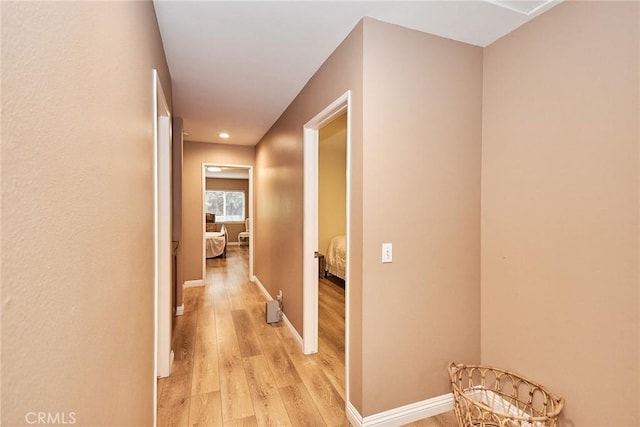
[281,313,304,350]
[227,241,240,246]
[347,393,454,427]
[252,275,304,350]
[347,402,364,427]
[183,279,204,288]
[252,275,271,300]
[175,305,184,316]
[250,281,453,427]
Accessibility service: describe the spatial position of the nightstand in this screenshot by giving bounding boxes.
[318,254,325,279]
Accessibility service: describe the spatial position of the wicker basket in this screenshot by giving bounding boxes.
[448,362,564,427]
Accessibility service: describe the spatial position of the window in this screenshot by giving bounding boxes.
[205,190,245,222]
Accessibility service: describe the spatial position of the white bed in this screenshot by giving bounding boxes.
[205,225,227,258]
[325,235,346,280]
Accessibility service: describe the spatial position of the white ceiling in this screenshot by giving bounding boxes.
[153,0,559,146]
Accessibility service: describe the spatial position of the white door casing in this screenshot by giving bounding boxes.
[302,90,351,403]
[154,69,172,385]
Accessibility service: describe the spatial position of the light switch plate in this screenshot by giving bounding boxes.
[382,243,392,263]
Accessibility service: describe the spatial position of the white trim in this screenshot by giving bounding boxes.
[302,91,350,357]
[248,167,254,279]
[347,394,454,427]
[154,69,172,384]
[201,167,205,283]
[183,279,204,288]
[344,94,353,412]
[302,91,352,411]
[485,0,559,16]
[175,305,184,316]
[302,125,319,355]
[226,242,240,246]
[347,402,364,427]
[153,69,172,426]
[152,70,159,427]
[252,276,304,350]
[252,275,271,300]
[281,313,304,350]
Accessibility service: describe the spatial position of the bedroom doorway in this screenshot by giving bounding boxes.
[302,90,351,401]
[201,163,254,282]
[318,110,347,404]
[154,69,172,397]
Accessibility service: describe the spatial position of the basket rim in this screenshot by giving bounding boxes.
[448,362,565,420]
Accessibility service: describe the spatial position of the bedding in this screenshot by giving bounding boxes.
[205,225,227,258]
[325,235,346,280]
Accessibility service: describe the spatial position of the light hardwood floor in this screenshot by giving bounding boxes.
[157,245,457,426]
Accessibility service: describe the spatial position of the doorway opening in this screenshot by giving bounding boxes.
[318,112,347,292]
[201,163,254,282]
[302,90,351,403]
[153,69,172,424]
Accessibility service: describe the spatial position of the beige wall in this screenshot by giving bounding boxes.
[255,17,482,415]
[319,113,347,256]
[1,2,171,425]
[361,19,482,414]
[205,178,249,242]
[481,2,639,425]
[172,117,184,311]
[183,141,255,282]
[255,21,365,410]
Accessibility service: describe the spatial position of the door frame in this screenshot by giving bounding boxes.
[302,90,351,396]
[153,69,173,393]
[201,163,254,281]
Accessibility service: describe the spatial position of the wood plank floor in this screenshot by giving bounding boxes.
[157,245,457,426]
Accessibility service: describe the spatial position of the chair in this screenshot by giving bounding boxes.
[220,224,228,257]
[238,218,250,245]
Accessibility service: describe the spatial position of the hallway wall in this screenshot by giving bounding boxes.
[255,16,482,416]
[361,18,482,414]
[481,2,640,425]
[1,2,172,425]
[182,141,255,282]
[255,20,365,410]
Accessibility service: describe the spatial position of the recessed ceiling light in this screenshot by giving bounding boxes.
[219,132,230,139]
[207,166,222,173]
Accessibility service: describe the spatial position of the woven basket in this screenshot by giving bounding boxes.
[448,362,564,427]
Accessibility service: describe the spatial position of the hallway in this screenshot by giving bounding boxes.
[157,245,456,426]
[157,246,348,425]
